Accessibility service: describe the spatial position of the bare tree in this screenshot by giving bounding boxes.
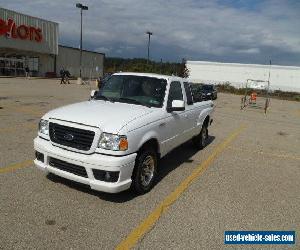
[178,58,189,78]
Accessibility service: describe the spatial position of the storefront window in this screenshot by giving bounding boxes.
[28,57,39,72]
[0,57,24,76]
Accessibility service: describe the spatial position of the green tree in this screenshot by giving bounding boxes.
[104,57,182,76]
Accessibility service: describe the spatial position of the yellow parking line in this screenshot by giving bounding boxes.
[228,146,300,161]
[115,125,246,250]
[0,123,36,133]
[13,106,43,116]
[1,104,43,116]
[0,159,33,174]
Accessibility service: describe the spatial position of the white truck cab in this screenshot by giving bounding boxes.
[34,72,214,194]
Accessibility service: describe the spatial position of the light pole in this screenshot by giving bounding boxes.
[76,3,88,79]
[146,31,153,64]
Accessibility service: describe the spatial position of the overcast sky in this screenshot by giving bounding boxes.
[2,0,300,65]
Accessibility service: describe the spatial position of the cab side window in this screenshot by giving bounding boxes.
[167,81,183,107]
[184,82,193,105]
[191,84,203,102]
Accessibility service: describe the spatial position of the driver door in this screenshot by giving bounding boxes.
[162,81,186,151]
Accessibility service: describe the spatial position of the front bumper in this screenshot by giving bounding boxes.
[34,137,137,193]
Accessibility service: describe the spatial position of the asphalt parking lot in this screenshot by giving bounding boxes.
[0,77,299,249]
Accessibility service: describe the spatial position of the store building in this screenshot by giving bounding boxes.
[0,7,104,78]
[187,60,300,92]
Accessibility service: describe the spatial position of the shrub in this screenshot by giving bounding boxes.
[216,82,300,102]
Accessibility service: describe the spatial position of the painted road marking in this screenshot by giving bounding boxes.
[0,104,43,116]
[228,146,300,161]
[0,123,36,133]
[0,160,33,174]
[115,125,246,250]
[12,106,43,116]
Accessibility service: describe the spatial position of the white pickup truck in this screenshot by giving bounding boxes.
[34,72,214,194]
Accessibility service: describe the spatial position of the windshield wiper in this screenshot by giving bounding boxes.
[116,97,151,108]
[94,95,114,102]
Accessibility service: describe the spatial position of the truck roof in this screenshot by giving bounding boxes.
[113,72,183,81]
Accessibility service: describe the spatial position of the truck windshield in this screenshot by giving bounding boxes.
[96,75,167,108]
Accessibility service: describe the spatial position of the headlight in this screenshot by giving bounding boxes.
[39,119,49,135]
[98,133,128,151]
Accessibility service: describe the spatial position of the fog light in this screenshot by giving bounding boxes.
[35,151,44,163]
[93,169,119,182]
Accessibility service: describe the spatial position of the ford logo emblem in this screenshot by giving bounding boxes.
[64,133,74,141]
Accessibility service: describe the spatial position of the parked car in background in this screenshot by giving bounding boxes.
[191,83,218,101]
[202,84,218,100]
[190,83,203,102]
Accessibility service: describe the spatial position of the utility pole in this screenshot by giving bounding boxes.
[146,31,153,64]
[80,8,82,77]
[76,3,88,79]
[265,60,272,114]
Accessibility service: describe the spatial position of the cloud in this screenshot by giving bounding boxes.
[1,0,300,65]
[95,47,111,54]
[236,48,260,54]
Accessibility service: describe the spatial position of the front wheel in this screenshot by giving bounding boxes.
[131,149,158,194]
[192,124,208,149]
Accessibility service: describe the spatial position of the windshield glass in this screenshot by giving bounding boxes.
[202,85,214,91]
[191,84,203,91]
[96,75,167,107]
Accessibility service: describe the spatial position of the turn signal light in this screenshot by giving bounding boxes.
[119,138,128,151]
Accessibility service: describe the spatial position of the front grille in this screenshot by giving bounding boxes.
[49,123,95,151]
[49,157,88,178]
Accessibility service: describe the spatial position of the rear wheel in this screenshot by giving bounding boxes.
[192,123,208,149]
[132,149,157,194]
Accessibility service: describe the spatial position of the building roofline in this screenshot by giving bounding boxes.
[58,45,105,56]
[186,60,300,70]
[0,7,59,25]
[113,72,183,81]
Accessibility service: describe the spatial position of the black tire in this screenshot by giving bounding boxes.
[131,149,158,194]
[192,123,208,149]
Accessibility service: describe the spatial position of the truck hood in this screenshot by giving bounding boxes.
[45,100,155,133]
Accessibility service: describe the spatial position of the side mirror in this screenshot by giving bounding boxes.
[90,90,98,99]
[167,100,185,112]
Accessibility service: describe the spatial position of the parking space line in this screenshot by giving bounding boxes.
[1,104,43,116]
[0,123,36,133]
[115,125,247,250]
[12,106,43,116]
[0,160,33,174]
[228,146,300,161]
[294,109,300,116]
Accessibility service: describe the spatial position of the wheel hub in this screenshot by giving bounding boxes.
[140,155,155,187]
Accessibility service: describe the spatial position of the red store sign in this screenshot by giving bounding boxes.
[0,18,43,42]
